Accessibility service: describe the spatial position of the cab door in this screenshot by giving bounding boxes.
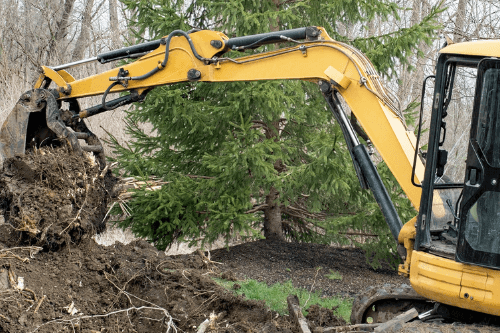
[457,58,500,269]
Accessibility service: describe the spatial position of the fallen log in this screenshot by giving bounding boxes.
[287,295,311,333]
[313,323,379,332]
[374,308,418,332]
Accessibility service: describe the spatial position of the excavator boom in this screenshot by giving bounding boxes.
[18,27,425,208]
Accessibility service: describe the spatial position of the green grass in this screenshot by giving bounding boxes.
[325,269,342,280]
[214,278,352,322]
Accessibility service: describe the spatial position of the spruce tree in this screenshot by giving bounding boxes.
[112,0,441,264]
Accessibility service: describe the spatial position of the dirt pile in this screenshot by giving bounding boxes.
[0,146,115,250]
[210,239,407,298]
[0,239,305,333]
[1,240,499,333]
[0,148,345,333]
[1,148,498,333]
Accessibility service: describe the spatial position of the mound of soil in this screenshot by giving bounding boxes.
[1,238,498,333]
[0,146,349,333]
[0,239,300,333]
[1,147,499,333]
[0,146,115,250]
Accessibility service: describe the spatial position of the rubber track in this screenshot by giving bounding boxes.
[351,284,500,332]
[350,283,427,324]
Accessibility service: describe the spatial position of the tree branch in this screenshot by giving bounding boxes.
[186,174,215,179]
[245,204,269,214]
[281,205,326,220]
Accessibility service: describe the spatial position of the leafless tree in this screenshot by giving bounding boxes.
[0,0,134,149]
[109,0,121,48]
[71,0,95,61]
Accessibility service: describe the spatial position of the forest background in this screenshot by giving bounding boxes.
[0,0,495,267]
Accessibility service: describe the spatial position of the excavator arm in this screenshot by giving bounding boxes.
[0,26,427,264]
[28,27,424,213]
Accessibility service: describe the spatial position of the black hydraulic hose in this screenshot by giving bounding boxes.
[229,35,289,50]
[111,30,208,82]
[224,27,310,50]
[76,90,148,119]
[102,81,122,110]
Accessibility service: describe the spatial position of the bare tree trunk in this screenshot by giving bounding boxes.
[7,0,20,70]
[47,0,76,64]
[367,12,376,37]
[397,0,437,106]
[24,0,30,82]
[109,0,120,48]
[71,0,94,61]
[410,0,426,102]
[454,0,468,42]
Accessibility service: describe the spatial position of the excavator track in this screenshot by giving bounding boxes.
[350,284,431,324]
[351,284,500,332]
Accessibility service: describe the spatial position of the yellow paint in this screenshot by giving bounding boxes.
[39,27,425,209]
[34,74,45,89]
[41,66,69,90]
[36,25,500,318]
[398,216,417,245]
[410,251,500,316]
[324,66,351,89]
[398,217,417,277]
[441,40,500,57]
[56,69,75,83]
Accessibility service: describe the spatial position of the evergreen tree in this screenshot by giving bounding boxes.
[112,0,441,265]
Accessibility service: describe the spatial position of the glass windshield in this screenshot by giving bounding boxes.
[436,65,476,183]
[430,64,477,231]
[465,192,500,254]
[464,67,500,255]
[476,68,500,168]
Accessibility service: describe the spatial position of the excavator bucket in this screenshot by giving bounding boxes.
[0,89,105,169]
[0,90,45,168]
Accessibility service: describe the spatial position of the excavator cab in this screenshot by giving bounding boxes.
[397,44,500,318]
[351,48,500,323]
[415,53,500,270]
[414,54,478,255]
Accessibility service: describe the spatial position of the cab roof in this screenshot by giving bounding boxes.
[440,40,500,57]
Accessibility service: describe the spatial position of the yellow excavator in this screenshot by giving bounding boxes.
[2,26,500,324]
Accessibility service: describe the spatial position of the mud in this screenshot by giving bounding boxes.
[0,146,115,250]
